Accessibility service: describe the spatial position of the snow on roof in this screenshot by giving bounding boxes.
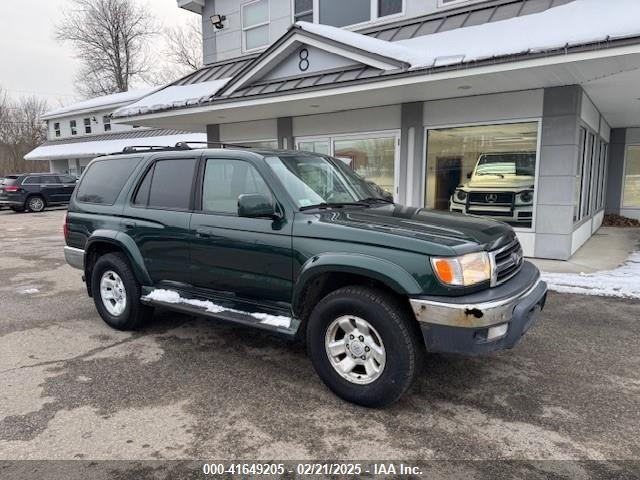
[42,88,158,120]
[113,78,231,118]
[24,132,206,161]
[298,0,640,70]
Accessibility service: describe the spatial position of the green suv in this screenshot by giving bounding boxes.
[64,145,547,407]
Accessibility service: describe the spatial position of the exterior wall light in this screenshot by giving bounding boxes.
[210,14,226,29]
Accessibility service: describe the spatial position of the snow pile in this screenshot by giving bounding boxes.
[541,253,640,299]
[42,88,157,120]
[298,0,640,69]
[113,78,231,117]
[24,132,206,160]
[143,289,292,329]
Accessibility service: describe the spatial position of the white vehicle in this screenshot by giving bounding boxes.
[450,152,535,224]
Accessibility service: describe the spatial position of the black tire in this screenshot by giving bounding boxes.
[306,286,423,408]
[91,252,153,330]
[26,195,46,213]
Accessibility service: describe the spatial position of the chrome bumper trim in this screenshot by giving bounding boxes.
[64,246,85,270]
[409,278,542,329]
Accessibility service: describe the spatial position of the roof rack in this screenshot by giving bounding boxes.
[109,141,278,156]
[121,145,189,153]
[174,141,255,150]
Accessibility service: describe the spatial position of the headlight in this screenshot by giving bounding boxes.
[517,190,533,204]
[453,189,467,203]
[431,252,491,287]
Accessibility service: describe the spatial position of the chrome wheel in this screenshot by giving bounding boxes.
[100,270,127,317]
[28,197,44,212]
[325,315,386,385]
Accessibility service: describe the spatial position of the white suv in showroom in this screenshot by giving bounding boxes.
[450,152,535,225]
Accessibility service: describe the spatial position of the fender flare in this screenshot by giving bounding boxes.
[291,253,421,315]
[85,230,152,286]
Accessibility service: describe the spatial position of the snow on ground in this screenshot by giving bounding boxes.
[541,253,640,300]
[298,0,640,70]
[114,78,231,117]
[142,289,292,329]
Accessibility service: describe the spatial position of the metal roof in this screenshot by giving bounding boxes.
[39,129,196,147]
[172,55,259,87]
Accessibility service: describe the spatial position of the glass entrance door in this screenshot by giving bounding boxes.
[296,132,400,201]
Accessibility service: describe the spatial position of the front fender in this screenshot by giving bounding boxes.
[291,253,422,314]
[86,230,152,286]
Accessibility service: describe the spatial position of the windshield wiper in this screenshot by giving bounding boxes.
[357,197,394,204]
[299,202,370,211]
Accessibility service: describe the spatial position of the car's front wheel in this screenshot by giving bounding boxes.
[26,195,46,213]
[307,286,423,408]
[90,252,153,330]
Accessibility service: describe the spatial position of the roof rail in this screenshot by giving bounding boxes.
[110,141,268,156]
[174,141,254,150]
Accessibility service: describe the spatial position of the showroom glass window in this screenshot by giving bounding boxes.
[623,145,640,208]
[425,122,539,228]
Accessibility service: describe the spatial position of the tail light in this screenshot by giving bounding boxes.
[63,211,69,243]
[4,186,21,192]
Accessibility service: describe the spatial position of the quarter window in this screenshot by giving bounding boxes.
[202,159,273,214]
[76,157,141,205]
[242,0,270,51]
[147,159,197,210]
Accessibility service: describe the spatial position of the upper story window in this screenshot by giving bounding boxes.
[84,118,92,134]
[70,120,77,136]
[242,0,270,52]
[103,115,112,132]
[53,122,61,138]
[295,0,403,28]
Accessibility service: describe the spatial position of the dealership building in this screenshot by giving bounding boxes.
[28,0,640,260]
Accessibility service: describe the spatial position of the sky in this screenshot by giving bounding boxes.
[0,0,197,108]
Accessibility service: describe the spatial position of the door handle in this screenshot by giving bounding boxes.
[124,221,136,229]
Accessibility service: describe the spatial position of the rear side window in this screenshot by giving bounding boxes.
[76,157,141,205]
[134,159,197,210]
[23,176,42,184]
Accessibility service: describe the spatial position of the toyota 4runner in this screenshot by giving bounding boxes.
[64,144,547,407]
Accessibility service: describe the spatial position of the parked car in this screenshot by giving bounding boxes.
[0,173,77,212]
[450,152,536,224]
[64,146,547,407]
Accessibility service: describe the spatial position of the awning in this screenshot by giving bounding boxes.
[25,129,206,161]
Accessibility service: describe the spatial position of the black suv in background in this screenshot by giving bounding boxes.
[0,173,77,212]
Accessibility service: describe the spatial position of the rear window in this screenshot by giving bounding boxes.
[1,176,19,186]
[76,157,141,205]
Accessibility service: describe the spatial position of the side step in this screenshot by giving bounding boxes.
[140,287,300,338]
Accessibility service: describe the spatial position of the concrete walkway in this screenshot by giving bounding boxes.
[530,227,640,274]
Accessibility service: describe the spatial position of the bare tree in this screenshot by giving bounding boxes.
[0,89,49,176]
[164,18,203,72]
[55,0,157,97]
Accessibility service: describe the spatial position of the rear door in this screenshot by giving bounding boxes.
[57,175,78,202]
[40,176,65,203]
[189,157,293,303]
[121,156,198,286]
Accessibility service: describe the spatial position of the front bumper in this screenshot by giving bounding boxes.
[64,246,85,270]
[409,261,547,355]
[450,202,532,223]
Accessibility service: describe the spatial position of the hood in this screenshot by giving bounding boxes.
[295,204,515,256]
[465,175,534,190]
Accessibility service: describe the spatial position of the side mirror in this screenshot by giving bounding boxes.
[238,194,277,218]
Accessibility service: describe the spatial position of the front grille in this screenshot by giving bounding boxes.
[468,192,515,206]
[491,239,524,286]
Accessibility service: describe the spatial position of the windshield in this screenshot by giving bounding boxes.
[265,154,385,208]
[475,153,536,177]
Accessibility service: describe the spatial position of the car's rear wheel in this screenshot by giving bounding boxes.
[307,286,423,408]
[91,252,153,330]
[26,195,45,213]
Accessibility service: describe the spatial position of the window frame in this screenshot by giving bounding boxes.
[84,118,92,134]
[53,122,61,138]
[76,157,142,206]
[70,120,78,136]
[241,0,271,53]
[422,118,542,234]
[622,144,640,209]
[292,0,405,29]
[129,157,200,212]
[196,157,278,217]
[103,115,112,132]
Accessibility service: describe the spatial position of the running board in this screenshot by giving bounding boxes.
[140,286,300,338]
